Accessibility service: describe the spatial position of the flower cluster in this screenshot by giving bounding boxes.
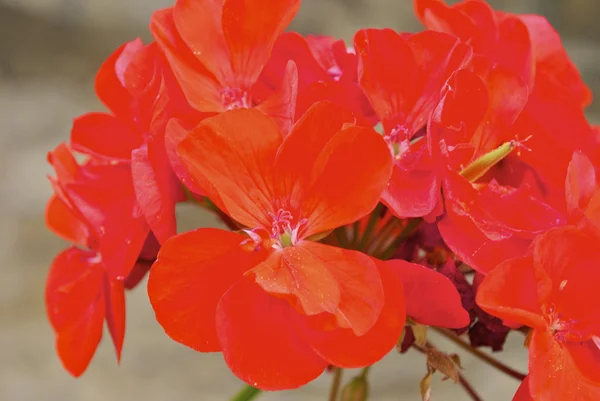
[44,0,600,400]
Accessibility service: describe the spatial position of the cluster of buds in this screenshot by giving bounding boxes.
[44,0,600,400]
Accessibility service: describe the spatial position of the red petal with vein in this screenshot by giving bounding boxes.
[45,195,91,248]
[255,60,298,136]
[150,8,222,111]
[252,242,384,336]
[164,118,210,197]
[173,0,231,85]
[178,109,282,228]
[131,145,178,244]
[94,39,142,117]
[71,112,141,160]
[512,376,534,401]
[274,101,355,204]
[302,261,406,368]
[529,330,600,401]
[303,126,392,236]
[475,256,547,329]
[103,275,125,361]
[148,229,266,352]
[216,277,328,390]
[45,247,105,376]
[222,0,301,88]
[383,259,469,328]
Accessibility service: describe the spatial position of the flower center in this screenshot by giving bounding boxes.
[219,88,250,110]
[269,209,307,250]
[383,125,412,159]
[545,304,580,343]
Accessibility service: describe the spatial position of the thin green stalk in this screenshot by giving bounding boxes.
[230,385,262,401]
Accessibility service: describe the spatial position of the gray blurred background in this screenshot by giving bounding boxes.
[1,1,598,400]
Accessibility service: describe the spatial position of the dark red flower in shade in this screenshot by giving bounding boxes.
[149,0,299,133]
[45,144,127,376]
[415,0,600,212]
[477,226,600,401]
[148,102,396,389]
[71,38,196,248]
[428,67,565,273]
[354,28,472,218]
[258,32,375,123]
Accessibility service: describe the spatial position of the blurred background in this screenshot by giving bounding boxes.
[1,0,598,400]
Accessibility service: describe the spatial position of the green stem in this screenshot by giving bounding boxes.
[433,327,526,380]
[357,204,384,251]
[230,385,262,401]
[378,217,421,260]
[328,367,343,401]
[359,365,371,379]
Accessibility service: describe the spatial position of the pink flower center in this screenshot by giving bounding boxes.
[219,88,250,110]
[268,209,307,250]
[545,304,580,343]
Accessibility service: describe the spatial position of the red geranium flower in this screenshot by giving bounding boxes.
[477,226,600,400]
[354,28,471,218]
[149,0,299,133]
[45,144,127,376]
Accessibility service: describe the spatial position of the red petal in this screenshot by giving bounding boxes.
[252,242,385,336]
[131,145,179,244]
[178,109,282,228]
[476,256,547,329]
[255,60,298,135]
[532,227,600,334]
[566,152,600,227]
[147,229,266,352]
[150,8,222,111]
[519,14,592,107]
[382,259,469,328]
[45,195,91,248]
[103,276,125,361]
[164,118,210,196]
[216,277,327,390]
[45,247,105,376]
[71,112,141,160]
[94,39,142,117]
[302,261,406,368]
[512,376,534,401]
[529,330,600,401]
[173,0,232,86]
[222,0,301,89]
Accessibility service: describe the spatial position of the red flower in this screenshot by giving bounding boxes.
[566,151,600,231]
[415,0,600,211]
[429,68,565,272]
[45,144,127,376]
[354,28,471,218]
[258,32,375,123]
[477,226,600,400]
[72,39,194,248]
[150,0,299,133]
[148,102,399,389]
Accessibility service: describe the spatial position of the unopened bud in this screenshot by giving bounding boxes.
[341,376,369,401]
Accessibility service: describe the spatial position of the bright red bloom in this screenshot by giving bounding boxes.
[45,144,127,376]
[72,38,195,249]
[258,32,375,123]
[429,68,565,273]
[477,226,600,400]
[149,102,398,389]
[354,28,471,218]
[150,0,299,133]
[415,0,600,211]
